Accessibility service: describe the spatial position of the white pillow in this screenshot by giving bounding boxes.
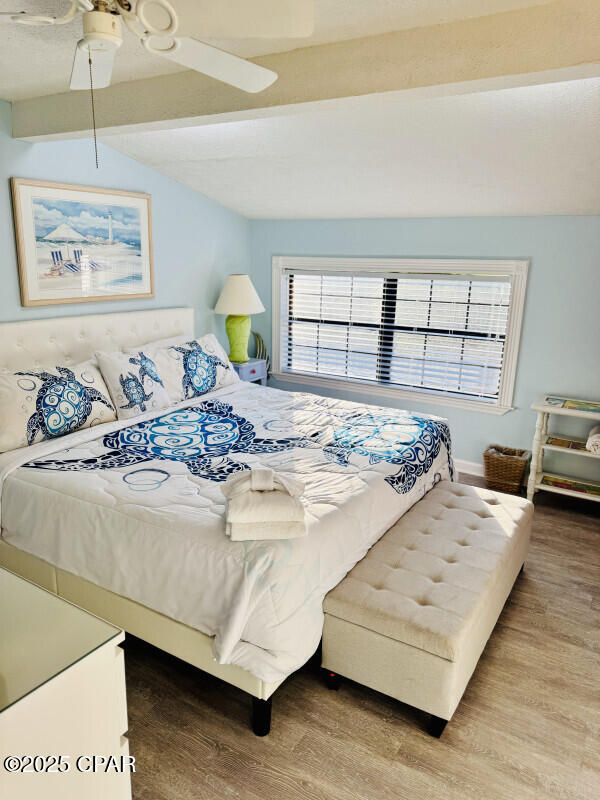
[96,349,171,420]
[125,334,189,352]
[0,360,116,454]
[130,334,238,403]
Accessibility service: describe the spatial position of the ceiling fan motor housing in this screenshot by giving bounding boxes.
[81,10,122,51]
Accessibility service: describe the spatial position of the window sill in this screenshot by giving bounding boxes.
[271,371,514,415]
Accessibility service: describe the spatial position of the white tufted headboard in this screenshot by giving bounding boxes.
[0,308,194,372]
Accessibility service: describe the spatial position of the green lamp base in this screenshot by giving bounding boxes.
[226,314,251,363]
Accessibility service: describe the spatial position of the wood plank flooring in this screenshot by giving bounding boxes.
[124,478,599,800]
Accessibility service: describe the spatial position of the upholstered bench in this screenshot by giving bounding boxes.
[321,481,533,736]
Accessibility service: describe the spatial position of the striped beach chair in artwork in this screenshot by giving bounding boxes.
[84,249,104,271]
[76,248,102,272]
[63,247,82,272]
[63,259,80,272]
[50,250,64,275]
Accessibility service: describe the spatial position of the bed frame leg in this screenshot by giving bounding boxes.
[428,715,448,738]
[323,669,342,690]
[251,697,272,736]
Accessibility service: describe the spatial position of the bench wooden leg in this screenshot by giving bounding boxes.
[428,714,448,738]
[251,697,272,736]
[323,669,342,690]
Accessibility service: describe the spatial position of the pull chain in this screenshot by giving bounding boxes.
[88,53,99,169]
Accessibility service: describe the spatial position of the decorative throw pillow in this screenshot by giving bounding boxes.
[142,334,238,403]
[121,334,188,368]
[96,349,171,420]
[0,360,116,454]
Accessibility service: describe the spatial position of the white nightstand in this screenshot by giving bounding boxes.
[0,568,132,800]
[232,358,267,385]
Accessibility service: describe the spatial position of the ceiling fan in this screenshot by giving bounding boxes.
[1,0,315,93]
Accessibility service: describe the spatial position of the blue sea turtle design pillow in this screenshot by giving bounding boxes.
[0,360,116,453]
[135,333,238,404]
[96,349,171,420]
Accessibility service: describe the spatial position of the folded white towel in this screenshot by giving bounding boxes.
[586,425,600,454]
[226,489,305,524]
[222,467,307,541]
[222,467,305,499]
[226,521,307,542]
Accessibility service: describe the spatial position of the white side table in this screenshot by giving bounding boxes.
[527,395,600,503]
[0,568,132,800]
[232,358,267,385]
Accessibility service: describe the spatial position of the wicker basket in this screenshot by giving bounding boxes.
[483,445,530,494]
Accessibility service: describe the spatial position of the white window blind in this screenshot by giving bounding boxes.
[274,258,528,412]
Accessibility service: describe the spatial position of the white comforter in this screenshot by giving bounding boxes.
[0,383,454,684]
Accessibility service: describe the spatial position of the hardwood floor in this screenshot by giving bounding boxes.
[124,479,599,800]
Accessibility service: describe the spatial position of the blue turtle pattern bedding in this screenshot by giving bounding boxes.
[126,332,239,405]
[0,360,116,453]
[0,381,454,683]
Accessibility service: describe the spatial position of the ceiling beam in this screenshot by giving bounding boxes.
[11,0,600,141]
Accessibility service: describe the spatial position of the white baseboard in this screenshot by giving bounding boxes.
[454,458,484,477]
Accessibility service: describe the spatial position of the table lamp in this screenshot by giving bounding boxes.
[214,274,265,363]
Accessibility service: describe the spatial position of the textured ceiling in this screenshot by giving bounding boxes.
[1,0,553,101]
[103,78,600,218]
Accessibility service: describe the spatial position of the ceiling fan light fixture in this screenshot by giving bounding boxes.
[71,13,122,91]
[81,9,123,50]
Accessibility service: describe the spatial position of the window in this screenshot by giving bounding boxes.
[272,258,528,414]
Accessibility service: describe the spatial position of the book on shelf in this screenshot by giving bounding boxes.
[545,436,588,451]
[541,474,600,497]
[544,397,600,413]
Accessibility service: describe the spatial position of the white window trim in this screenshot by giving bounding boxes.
[271,256,529,416]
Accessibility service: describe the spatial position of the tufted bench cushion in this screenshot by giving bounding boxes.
[322,481,532,731]
[324,481,532,661]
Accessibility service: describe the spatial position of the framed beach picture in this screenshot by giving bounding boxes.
[11,178,154,306]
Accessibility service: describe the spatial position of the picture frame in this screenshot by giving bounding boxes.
[11,178,154,307]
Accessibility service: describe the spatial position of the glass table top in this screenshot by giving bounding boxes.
[0,567,121,713]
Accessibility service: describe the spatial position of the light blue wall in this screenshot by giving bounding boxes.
[249,217,600,465]
[3,94,599,468]
[0,100,249,340]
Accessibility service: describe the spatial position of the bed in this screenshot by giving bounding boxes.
[0,308,454,734]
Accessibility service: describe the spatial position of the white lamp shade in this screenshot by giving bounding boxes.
[214,274,265,315]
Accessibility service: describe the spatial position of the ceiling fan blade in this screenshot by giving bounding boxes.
[148,38,277,93]
[4,1,91,25]
[70,41,116,90]
[0,11,56,24]
[136,0,314,39]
